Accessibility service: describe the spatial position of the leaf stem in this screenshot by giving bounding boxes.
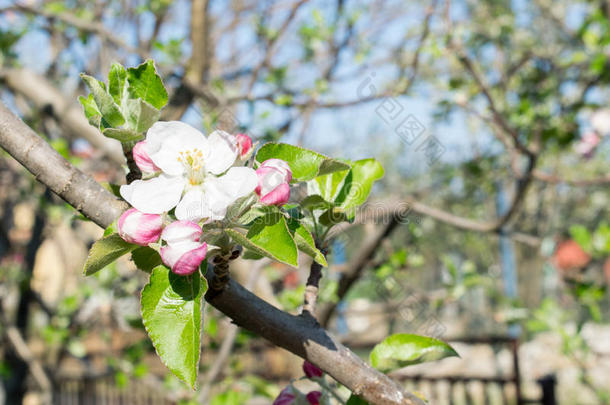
[318,378,347,404]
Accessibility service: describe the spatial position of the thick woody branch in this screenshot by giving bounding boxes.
[0,102,424,405]
[0,102,128,228]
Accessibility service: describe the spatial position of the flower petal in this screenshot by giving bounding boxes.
[205,130,238,175]
[175,189,214,222]
[235,133,253,158]
[171,243,207,275]
[118,208,163,246]
[202,167,258,220]
[132,141,160,174]
[161,242,207,275]
[260,183,290,206]
[256,166,288,196]
[146,121,209,176]
[161,220,202,244]
[119,174,185,214]
[259,159,292,182]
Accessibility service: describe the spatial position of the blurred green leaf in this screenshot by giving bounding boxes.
[102,128,144,142]
[370,333,459,371]
[346,395,369,405]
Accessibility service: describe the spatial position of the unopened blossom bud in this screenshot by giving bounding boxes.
[132,140,160,174]
[273,386,296,405]
[255,159,292,206]
[574,131,600,158]
[306,391,322,405]
[235,133,253,158]
[160,220,207,276]
[118,208,163,246]
[302,361,323,379]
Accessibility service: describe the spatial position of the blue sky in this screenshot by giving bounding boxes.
[3,0,485,175]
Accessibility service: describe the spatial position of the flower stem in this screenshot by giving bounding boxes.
[318,379,346,404]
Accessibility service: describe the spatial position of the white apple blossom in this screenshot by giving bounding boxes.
[120,121,258,222]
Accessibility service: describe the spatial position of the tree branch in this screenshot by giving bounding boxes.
[0,68,125,165]
[0,102,424,405]
[303,258,324,317]
[7,4,147,59]
[0,102,127,228]
[320,216,401,327]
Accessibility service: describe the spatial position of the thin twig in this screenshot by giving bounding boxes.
[303,259,324,317]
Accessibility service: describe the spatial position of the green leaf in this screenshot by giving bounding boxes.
[336,159,384,219]
[570,225,592,253]
[78,94,102,128]
[103,221,118,236]
[242,249,265,260]
[301,194,333,211]
[131,247,163,273]
[314,169,350,202]
[346,395,369,405]
[255,143,350,182]
[123,98,161,134]
[287,219,327,266]
[83,233,136,276]
[80,74,125,128]
[318,207,348,226]
[210,391,251,405]
[370,334,459,371]
[108,63,127,105]
[224,193,259,223]
[102,128,144,142]
[126,60,168,110]
[141,265,206,388]
[225,213,298,267]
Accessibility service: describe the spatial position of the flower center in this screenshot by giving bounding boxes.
[178,149,206,185]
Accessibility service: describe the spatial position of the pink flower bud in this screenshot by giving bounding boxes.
[273,386,296,405]
[302,361,323,379]
[575,131,600,158]
[118,208,163,246]
[235,133,253,158]
[132,141,160,174]
[255,159,292,206]
[306,391,322,405]
[160,221,207,276]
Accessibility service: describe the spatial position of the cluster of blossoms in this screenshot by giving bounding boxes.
[117,121,293,275]
[273,361,324,405]
[575,109,610,158]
